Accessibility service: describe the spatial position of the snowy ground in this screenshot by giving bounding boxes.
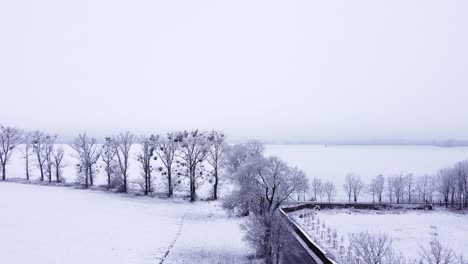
[0,182,249,264]
[291,208,468,261]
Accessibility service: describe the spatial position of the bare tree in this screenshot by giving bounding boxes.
[343,173,355,202]
[369,174,385,203]
[176,130,209,202]
[52,146,65,182]
[206,130,227,200]
[0,125,23,180]
[417,175,430,203]
[153,132,180,197]
[19,132,34,180]
[224,140,264,176]
[437,168,453,207]
[237,156,304,264]
[223,141,265,215]
[31,131,48,181]
[352,176,364,202]
[113,131,135,192]
[387,176,395,202]
[291,167,309,201]
[349,232,393,264]
[311,177,323,201]
[323,181,336,203]
[71,133,100,188]
[405,173,414,203]
[44,135,57,183]
[453,161,468,209]
[390,174,405,204]
[419,238,455,264]
[101,137,117,189]
[136,135,155,195]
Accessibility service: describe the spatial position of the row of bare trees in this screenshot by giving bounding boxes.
[0,124,231,202]
[337,161,468,207]
[0,126,65,183]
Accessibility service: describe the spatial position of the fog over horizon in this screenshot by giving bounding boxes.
[1,0,468,143]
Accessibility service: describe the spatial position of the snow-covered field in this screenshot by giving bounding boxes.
[0,182,249,264]
[292,208,468,260]
[266,145,468,200]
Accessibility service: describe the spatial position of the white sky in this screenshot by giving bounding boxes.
[1,0,467,142]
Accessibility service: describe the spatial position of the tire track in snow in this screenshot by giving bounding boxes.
[158,210,189,264]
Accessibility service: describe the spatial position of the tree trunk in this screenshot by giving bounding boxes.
[89,166,94,186]
[144,171,148,195]
[1,164,5,181]
[265,223,273,264]
[85,167,89,188]
[190,170,196,202]
[148,170,152,194]
[39,165,44,181]
[123,172,127,193]
[48,164,52,183]
[213,167,218,200]
[106,166,111,189]
[55,166,60,182]
[25,155,30,180]
[167,171,172,197]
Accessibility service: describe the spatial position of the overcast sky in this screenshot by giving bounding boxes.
[1,0,467,142]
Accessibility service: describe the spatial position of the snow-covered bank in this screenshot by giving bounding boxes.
[0,182,248,264]
[292,208,468,260]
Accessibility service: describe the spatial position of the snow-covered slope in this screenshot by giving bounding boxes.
[0,182,248,264]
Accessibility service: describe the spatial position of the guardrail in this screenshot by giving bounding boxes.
[280,207,338,264]
[282,201,433,211]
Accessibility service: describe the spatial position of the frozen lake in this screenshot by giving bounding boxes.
[266,144,468,200]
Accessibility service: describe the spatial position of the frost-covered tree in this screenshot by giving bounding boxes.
[236,156,304,264]
[323,181,336,203]
[223,141,265,214]
[71,133,100,188]
[0,125,23,180]
[44,135,56,183]
[176,130,209,202]
[405,173,414,203]
[352,175,364,202]
[154,132,180,197]
[369,174,385,203]
[101,137,118,189]
[20,132,34,180]
[417,175,430,203]
[311,177,323,201]
[453,161,468,209]
[224,140,264,176]
[437,168,453,207]
[344,173,363,202]
[206,130,227,200]
[136,135,156,195]
[419,238,455,264]
[31,131,48,181]
[390,174,405,204]
[349,232,393,264]
[52,146,65,182]
[291,167,308,201]
[343,173,355,202]
[113,131,135,192]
